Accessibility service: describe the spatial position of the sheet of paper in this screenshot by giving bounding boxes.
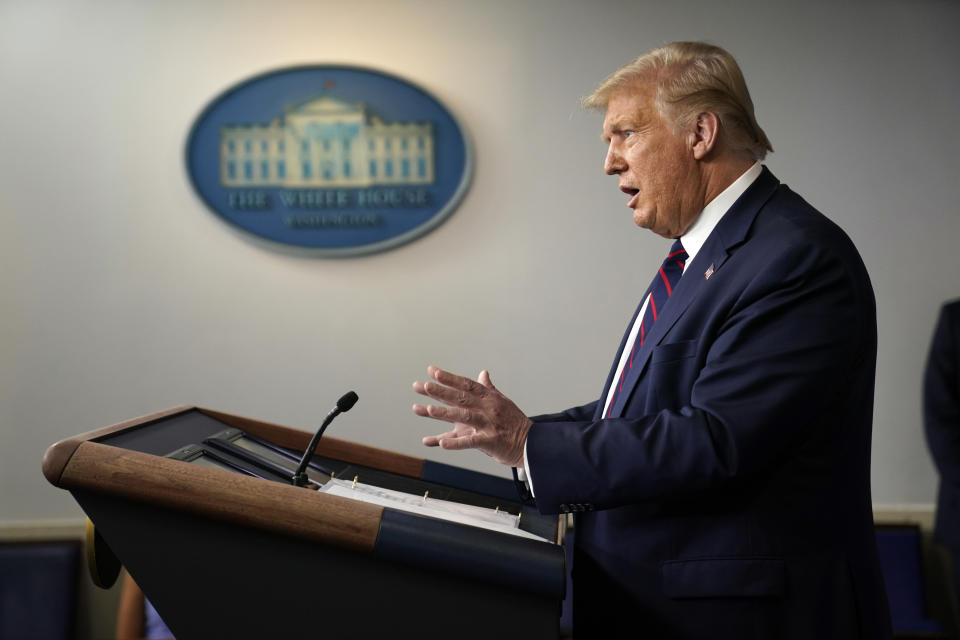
[318,478,549,542]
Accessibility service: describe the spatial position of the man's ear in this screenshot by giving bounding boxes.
[690,111,720,160]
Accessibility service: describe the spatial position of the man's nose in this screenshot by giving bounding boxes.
[604,146,625,175]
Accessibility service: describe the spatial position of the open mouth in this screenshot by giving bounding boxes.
[620,186,640,207]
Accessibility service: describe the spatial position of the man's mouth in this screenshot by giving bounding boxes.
[620,186,640,208]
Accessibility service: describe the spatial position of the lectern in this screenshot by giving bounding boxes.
[42,407,566,638]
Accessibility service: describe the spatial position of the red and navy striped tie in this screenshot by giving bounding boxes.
[606,239,688,417]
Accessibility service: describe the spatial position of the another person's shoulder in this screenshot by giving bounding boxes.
[940,298,960,319]
[934,299,960,339]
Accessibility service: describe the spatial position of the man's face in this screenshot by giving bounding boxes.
[601,83,705,238]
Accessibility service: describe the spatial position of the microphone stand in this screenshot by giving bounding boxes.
[292,391,358,488]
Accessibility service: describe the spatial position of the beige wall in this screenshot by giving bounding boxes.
[3,0,959,527]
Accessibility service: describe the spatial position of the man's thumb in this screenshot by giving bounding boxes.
[478,369,495,389]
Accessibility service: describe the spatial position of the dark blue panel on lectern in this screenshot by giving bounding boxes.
[94,410,229,456]
[375,508,565,599]
[421,459,518,501]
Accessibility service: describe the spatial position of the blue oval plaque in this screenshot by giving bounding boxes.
[186,66,473,256]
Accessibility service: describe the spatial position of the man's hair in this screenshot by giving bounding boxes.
[584,41,773,160]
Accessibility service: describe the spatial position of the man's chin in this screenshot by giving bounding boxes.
[633,211,678,238]
[632,210,653,229]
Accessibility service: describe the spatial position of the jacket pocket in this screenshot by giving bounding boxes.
[661,556,786,599]
[651,339,697,364]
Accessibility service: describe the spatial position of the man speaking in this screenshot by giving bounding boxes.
[413,42,891,638]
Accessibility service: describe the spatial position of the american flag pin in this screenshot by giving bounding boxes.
[704,264,715,280]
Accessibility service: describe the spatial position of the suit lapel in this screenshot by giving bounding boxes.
[608,167,781,417]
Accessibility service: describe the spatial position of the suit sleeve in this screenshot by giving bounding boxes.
[530,400,599,424]
[526,231,875,513]
[924,303,960,484]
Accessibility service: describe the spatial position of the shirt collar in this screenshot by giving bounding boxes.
[680,162,762,268]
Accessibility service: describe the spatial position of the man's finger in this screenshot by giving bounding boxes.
[412,403,430,417]
[413,378,474,404]
[412,403,453,420]
[422,429,459,446]
[429,366,485,395]
[412,402,476,425]
[426,404,476,424]
[421,380,475,407]
[438,433,481,451]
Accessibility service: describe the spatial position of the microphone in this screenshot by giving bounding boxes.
[335,391,359,413]
[292,391,359,487]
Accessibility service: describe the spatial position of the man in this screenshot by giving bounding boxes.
[413,42,891,638]
[926,300,960,599]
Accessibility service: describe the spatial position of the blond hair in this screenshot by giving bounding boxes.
[584,42,773,160]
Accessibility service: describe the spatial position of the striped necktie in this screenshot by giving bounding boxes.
[605,239,688,417]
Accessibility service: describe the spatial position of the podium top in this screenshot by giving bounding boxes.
[43,406,566,599]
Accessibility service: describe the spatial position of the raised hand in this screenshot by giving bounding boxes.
[412,366,531,468]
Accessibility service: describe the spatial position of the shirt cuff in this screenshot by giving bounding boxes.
[520,436,536,498]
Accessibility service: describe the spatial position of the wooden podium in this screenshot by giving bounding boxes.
[42,407,566,638]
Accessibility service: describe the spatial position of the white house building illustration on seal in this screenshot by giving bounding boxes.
[220,95,435,188]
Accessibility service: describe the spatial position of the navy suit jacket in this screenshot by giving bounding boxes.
[526,168,891,639]
[925,300,960,550]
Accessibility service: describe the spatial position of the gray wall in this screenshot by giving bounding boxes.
[3,0,958,525]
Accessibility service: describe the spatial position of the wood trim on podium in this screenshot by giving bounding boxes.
[52,440,382,551]
[41,405,427,486]
[39,406,433,553]
[41,406,190,487]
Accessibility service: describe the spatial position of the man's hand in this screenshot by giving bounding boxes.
[412,366,532,468]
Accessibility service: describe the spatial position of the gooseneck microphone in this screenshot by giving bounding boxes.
[292,391,359,487]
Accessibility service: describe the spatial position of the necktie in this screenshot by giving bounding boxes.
[605,239,688,417]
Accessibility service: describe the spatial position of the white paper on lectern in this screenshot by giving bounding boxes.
[318,478,549,542]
